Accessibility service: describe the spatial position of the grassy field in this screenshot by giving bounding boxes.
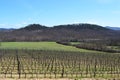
[0,42,103,53]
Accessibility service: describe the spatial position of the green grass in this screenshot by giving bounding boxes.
[0,42,103,53]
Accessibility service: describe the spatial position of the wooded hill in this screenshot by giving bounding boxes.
[0,23,119,42]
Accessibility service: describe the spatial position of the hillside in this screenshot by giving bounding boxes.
[53,24,109,30]
[19,24,48,31]
[106,26,120,30]
[0,28,15,32]
[0,23,119,42]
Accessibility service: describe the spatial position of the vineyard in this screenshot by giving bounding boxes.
[0,49,119,79]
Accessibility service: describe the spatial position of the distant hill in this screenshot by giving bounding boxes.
[0,23,119,42]
[19,23,110,31]
[53,24,109,30]
[0,28,15,31]
[106,26,120,30]
[20,24,48,31]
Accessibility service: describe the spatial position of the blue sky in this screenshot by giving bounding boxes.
[0,0,120,28]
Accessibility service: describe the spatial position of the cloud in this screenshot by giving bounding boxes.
[0,24,7,27]
[0,24,12,28]
[0,17,37,28]
[0,22,28,28]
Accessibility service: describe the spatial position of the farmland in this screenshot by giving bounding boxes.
[0,42,102,53]
[0,42,119,80]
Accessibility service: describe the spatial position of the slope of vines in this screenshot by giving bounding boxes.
[0,49,119,79]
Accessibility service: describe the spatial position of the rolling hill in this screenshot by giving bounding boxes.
[106,26,120,30]
[19,24,48,31]
[0,23,119,42]
[0,28,15,31]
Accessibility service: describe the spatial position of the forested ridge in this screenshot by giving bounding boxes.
[0,23,119,42]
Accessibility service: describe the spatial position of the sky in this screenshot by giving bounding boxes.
[0,0,120,28]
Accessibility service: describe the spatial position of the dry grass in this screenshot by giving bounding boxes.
[81,78,120,80]
[0,78,73,80]
[0,78,120,80]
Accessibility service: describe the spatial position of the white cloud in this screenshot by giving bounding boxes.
[0,24,7,27]
[0,17,37,28]
[0,24,11,28]
[0,22,28,29]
